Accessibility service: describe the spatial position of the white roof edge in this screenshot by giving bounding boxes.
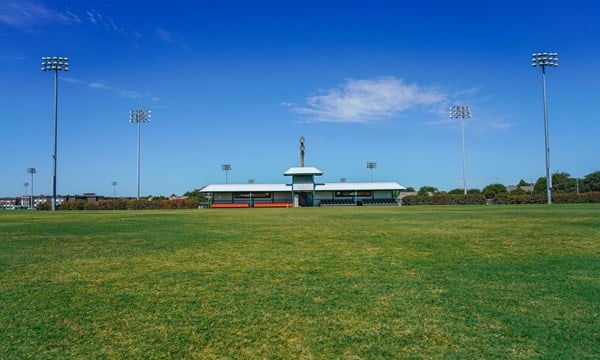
[284,167,323,176]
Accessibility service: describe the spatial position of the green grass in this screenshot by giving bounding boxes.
[1,205,599,359]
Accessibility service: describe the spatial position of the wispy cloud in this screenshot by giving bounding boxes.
[88,80,113,90]
[0,1,124,35]
[62,77,148,101]
[86,9,118,31]
[0,55,26,61]
[291,77,445,123]
[156,26,190,49]
[119,90,143,99]
[0,0,78,28]
[156,26,173,43]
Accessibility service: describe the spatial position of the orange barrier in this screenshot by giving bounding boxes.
[210,203,249,208]
[253,202,293,208]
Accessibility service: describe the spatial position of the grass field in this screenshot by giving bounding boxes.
[1,205,599,359]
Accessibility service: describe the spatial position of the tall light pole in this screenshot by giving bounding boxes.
[221,164,231,184]
[366,162,377,182]
[41,56,69,211]
[450,105,472,195]
[111,181,118,198]
[23,182,29,206]
[532,52,558,204]
[27,168,36,209]
[129,109,151,199]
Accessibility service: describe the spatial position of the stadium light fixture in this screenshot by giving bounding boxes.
[111,181,118,198]
[532,52,558,204]
[366,162,377,182]
[129,109,151,199]
[27,167,36,209]
[221,164,232,184]
[41,56,69,211]
[450,105,472,195]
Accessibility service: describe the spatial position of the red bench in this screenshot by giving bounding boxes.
[210,203,249,208]
[253,202,293,208]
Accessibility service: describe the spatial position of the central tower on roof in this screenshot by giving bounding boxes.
[299,136,305,167]
[284,166,322,207]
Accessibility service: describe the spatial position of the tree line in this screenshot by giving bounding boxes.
[408,171,600,198]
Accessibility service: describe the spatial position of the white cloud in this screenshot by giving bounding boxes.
[0,55,25,61]
[88,80,113,90]
[156,26,173,43]
[0,0,77,28]
[61,76,85,85]
[156,26,190,49]
[63,77,148,101]
[292,77,445,123]
[86,9,119,31]
[86,10,97,24]
[119,90,143,99]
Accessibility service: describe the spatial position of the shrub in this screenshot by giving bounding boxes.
[83,201,99,210]
[36,202,50,211]
[401,194,486,205]
[58,201,86,210]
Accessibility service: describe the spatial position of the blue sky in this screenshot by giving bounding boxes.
[1,0,599,197]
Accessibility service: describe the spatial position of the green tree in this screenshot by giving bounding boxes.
[447,188,465,195]
[581,171,600,192]
[552,172,576,193]
[417,186,439,196]
[184,188,208,202]
[510,186,528,195]
[467,188,481,194]
[482,183,507,198]
[533,177,547,194]
[534,172,577,194]
[517,179,531,187]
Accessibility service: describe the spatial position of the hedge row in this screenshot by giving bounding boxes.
[40,198,201,210]
[401,192,600,205]
[401,194,487,205]
[493,192,600,204]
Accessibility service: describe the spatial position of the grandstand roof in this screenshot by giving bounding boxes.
[316,182,405,191]
[284,167,323,176]
[200,184,290,193]
[200,182,404,193]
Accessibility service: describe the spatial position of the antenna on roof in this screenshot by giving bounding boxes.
[299,136,305,167]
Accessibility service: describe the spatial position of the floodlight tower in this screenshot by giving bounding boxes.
[366,162,377,182]
[129,109,151,199]
[111,181,118,198]
[41,56,69,211]
[532,52,558,204]
[27,168,36,209]
[23,182,29,206]
[450,105,472,195]
[221,164,231,184]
